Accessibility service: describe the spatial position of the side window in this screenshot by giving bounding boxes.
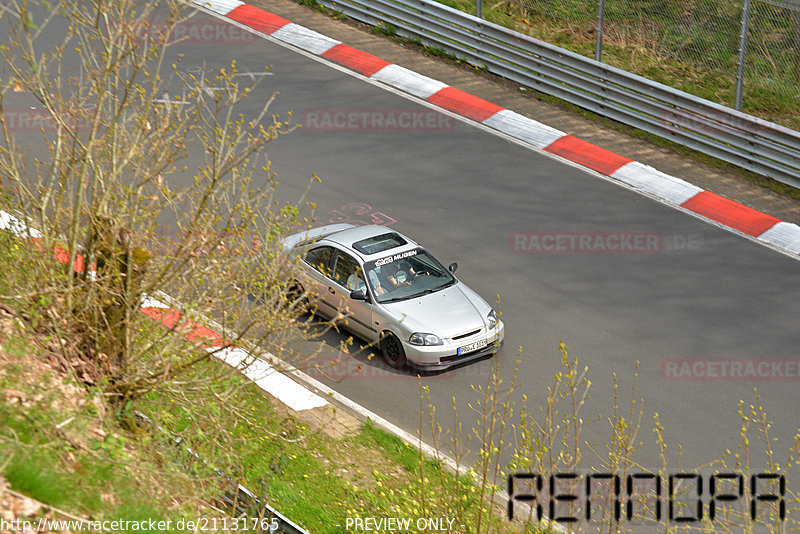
[304,246,334,277]
[334,253,365,291]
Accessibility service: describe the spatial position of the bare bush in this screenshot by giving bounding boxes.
[0,0,322,408]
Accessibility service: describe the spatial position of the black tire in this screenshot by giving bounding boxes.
[381,332,407,369]
[285,282,308,315]
[286,281,303,302]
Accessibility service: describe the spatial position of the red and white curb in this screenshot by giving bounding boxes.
[139,294,328,411]
[0,207,473,479]
[0,210,474,505]
[0,209,327,412]
[194,0,800,258]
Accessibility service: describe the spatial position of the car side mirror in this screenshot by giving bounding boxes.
[448,262,458,273]
[350,289,368,302]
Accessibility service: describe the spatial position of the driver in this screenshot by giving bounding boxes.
[387,261,416,288]
[366,262,409,296]
[364,260,422,297]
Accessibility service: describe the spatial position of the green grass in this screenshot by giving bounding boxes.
[370,21,397,37]
[360,419,419,472]
[0,337,197,531]
[0,198,546,533]
[432,0,799,130]
[301,0,800,130]
[3,449,77,507]
[133,356,524,533]
[0,317,528,533]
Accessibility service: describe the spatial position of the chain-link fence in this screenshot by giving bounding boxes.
[515,0,800,119]
[746,1,800,101]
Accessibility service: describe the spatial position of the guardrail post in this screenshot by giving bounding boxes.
[476,0,482,19]
[735,0,752,110]
[595,0,605,62]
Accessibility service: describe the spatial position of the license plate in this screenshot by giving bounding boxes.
[457,338,488,355]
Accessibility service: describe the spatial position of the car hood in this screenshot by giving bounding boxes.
[381,283,490,339]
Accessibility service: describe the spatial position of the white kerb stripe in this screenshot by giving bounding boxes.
[758,222,800,254]
[612,161,703,205]
[370,64,448,100]
[0,211,22,233]
[0,206,327,411]
[0,210,42,238]
[215,347,328,411]
[140,296,170,309]
[271,23,340,55]
[482,109,565,149]
[191,0,244,15]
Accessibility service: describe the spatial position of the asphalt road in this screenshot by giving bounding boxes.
[226,14,800,473]
[4,2,799,478]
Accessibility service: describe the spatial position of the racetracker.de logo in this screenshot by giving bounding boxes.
[310,355,460,382]
[511,231,663,254]
[167,20,257,44]
[661,358,800,381]
[299,108,455,132]
[2,108,92,132]
[110,19,257,45]
[660,108,777,137]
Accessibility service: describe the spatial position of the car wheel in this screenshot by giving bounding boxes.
[285,282,308,313]
[381,332,407,369]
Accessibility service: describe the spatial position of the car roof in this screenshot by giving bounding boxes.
[324,225,420,259]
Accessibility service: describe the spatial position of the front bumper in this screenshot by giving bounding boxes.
[403,322,505,371]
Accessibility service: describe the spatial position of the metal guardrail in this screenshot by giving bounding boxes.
[134,411,309,534]
[318,0,800,188]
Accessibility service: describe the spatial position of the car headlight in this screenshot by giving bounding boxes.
[487,309,499,329]
[409,333,443,346]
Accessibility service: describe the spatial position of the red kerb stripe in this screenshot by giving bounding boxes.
[140,308,227,348]
[321,44,390,77]
[681,191,780,237]
[226,4,291,34]
[544,135,632,175]
[427,87,504,122]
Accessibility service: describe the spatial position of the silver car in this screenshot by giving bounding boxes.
[281,224,504,370]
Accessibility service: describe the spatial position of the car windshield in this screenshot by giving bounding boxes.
[363,248,455,303]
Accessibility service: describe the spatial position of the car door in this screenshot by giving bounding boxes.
[302,245,338,318]
[330,251,378,340]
